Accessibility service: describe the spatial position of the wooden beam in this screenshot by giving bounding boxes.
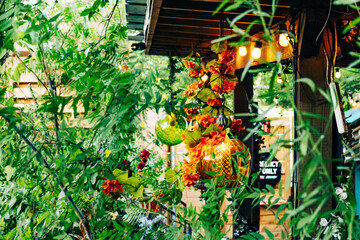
[161,0,290,15]
[126,4,147,15]
[126,14,145,23]
[145,0,163,54]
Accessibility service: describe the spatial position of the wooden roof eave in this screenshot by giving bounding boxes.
[145,0,163,54]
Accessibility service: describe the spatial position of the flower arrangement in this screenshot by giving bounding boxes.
[181,41,251,187]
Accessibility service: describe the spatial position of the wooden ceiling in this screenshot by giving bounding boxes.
[140,0,294,56]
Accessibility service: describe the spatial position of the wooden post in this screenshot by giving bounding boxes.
[233,71,260,236]
[296,5,336,212]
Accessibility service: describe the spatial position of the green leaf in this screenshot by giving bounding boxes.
[297,78,316,92]
[264,228,274,240]
[4,166,16,181]
[165,169,178,184]
[211,41,227,53]
[197,88,215,102]
[183,130,202,147]
[132,185,144,199]
[201,106,218,117]
[113,169,129,183]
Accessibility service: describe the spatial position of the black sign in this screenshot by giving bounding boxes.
[259,152,281,189]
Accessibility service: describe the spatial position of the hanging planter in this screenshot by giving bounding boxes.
[181,40,251,188]
[155,112,186,146]
[197,139,251,187]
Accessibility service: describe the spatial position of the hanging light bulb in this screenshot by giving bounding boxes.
[352,102,357,107]
[335,68,341,78]
[279,33,289,47]
[239,46,247,56]
[252,41,262,59]
[201,73,209,82]
[276,72,283,83]
[349,98,354,104]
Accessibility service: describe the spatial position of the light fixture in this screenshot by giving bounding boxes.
[278,24,289,47]
[274,97,279,104]
[252,41,262,59]
[201,73,209,82]
[349,98,354,104]
[276,72,283,83]
[238,46,247,56]
[352,102,357,107]
[279,33,289,47]
[335,68,341,78]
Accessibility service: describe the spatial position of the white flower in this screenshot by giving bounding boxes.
[320,218,328,226]
[338,217,343,223]
[340,192,348,201]
[335,187,343,195]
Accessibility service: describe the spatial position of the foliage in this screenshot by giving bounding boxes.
[1,0,360,239]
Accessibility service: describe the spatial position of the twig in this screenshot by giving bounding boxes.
[14,54,49,91]
[84,0,119,50]
[0,114,94,240]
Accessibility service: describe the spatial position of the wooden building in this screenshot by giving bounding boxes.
[125,0,359,238]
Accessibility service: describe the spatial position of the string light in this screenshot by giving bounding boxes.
[274,97,279,104]
[279,33,289,47]
[335,68,341,78]
[276,72,283,83]
[252,41,262,59]
[238,46,247,56]
[349,98,354,104]
[201,74,209,82]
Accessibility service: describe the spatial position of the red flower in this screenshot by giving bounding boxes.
[209,65,220,75]
[207,97,223,107]
[140,149,150,159]
[102,179,124,197]
[183,60,197,69]
[212,80,237,94]
[230,119,245,136]
[189,81,203,90]
[218,50,235,64]
[182,172,200,187]
[142,200,163,212]
[187,69,203,78]
[224,66,233,75]
[196,114,217,128]
[137,162,145,170]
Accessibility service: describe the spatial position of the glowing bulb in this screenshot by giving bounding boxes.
[252,48,261,59]
[201,74,209,82]
[335,69,341,78]
[279,33,289,47]
[276,73,283,83]
[238,46,247,56]
[274,97,279,104]
[350,98,354,104]
[352,102,357,107]
[156,77,161,82]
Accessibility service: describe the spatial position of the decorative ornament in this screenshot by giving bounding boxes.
[155,112,186,146]
[197,139,251,187]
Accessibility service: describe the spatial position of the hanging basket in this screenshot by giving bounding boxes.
[197,139,251,187]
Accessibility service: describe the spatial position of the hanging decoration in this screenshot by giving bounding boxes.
[155,112,186,146]
[155,57,186,146]
[181,41,251,187]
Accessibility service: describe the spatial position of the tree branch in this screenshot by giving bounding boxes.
[0,114,94,240]
[15,54,49,92]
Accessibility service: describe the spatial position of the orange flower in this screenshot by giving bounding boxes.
[183,60,197,69]
[196,114,217,128]
[102,179,124,197]
[230,119,245,136]
[212,80,237,94]
[184,108,198,121]
[188,69,203,78]
[189,81,203,90]
[209,65,220,75]
[182,172,200,187]
[183,159,197,173]
[218,50,235,64]
[208,130,226,146]
[224,66,233,75]
[183,89,196,98]
[207,97,223,107]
